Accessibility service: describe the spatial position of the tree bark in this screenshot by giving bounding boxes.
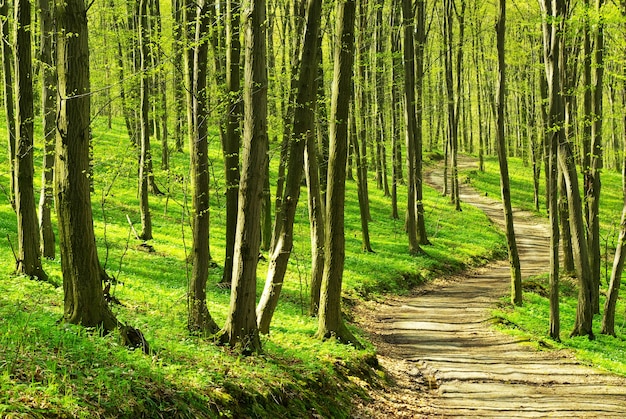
[495,0,522,306]
[138,0,153,241]
[601,0,626,336]
[219,0,268,353]
[540,0,566,341]
[55,0,117,331]
[257,0,323,334]
[402,0,422,255]
[414,0,429,245]
[316,0,360,346]
[14,0,48,281]
[188,0,219,335]
[220,0,242,284]
[1,0,15,208]
[38,0,56,260]
[587,0,605,315]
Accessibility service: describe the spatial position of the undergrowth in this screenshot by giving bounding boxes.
[0,116,504,417]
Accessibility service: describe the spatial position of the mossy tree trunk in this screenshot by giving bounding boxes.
[55,0,117,331]
[219,0,267,354]
[316,0,360,346]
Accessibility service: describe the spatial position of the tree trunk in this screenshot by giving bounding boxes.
[305,124,325,316]
[414,0,429,245]
[350,101,374,252]
[316,0,360,346]
[495,0,522,306]
[1,0,15,208]
[172,0,185,152]
[587,0,605,315]
[257,0,323,334]
[220,0,242,284]
[38,0,56,260]
[138,0,153,241]
[14,0,48,281]
[390,0,401,220]
[374,0,390,198]
[219,0,267,354]
[188,0,220,335]
[402,0,422,255]
[601,0,626,336]
[540,0,566,341]
[55,0,117,331]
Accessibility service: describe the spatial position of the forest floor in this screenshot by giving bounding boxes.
[352,156,626,418]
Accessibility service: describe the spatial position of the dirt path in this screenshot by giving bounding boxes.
[353,158,626,418]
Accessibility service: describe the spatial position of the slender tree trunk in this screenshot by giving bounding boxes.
[540,0,565,341]
[220,0,242,284]
[219,0,268,353]
[390,0,401,220]
[316,0,360,346]
[350,101,374,252]
[14,0,48,281]
[306,125,325,316]
[402,0,422,255]
[374,0,390,197]
[188,0,219,335]
[355,0,372,223]
[1,0,15,208]
[138,0,153,241]
[38,0,56,259]
[601,2,626,336]
[495,0,522,306]
[414,0,429,245]
[172,0,185,152]
[587,0,605,315]
[257,0,323,333]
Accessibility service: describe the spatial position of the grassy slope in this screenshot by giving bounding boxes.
[0,118,505,418]
[464,155,626,377]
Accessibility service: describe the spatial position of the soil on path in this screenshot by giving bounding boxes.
[352,157,626,418]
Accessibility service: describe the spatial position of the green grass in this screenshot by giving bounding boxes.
[0,117,505,418]
[464,155,626,377]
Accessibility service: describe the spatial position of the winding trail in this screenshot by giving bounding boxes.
[353,158,626,418]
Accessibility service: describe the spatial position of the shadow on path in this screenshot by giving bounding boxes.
[353,157,626,418]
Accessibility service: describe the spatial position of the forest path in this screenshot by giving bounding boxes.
[352,157,626,418]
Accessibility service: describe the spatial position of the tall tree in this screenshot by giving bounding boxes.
[540,0,566,340]
[38,0,56,259]
[137,0,153,241]
[601,0,626,336]
[443,0,462,211]
[256,0,323,334]
[374,0,390,197]
[55,0,117,330]
[1,0,15,206]
[219,0,268,353]
[187,0,219,335]
[586,0,605,314]
[401,0,423,254]
[495,0,522,306]
[316,0,360,346]
[414,0,429,245]
[14,0,48,280]
[220,0,242,284]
